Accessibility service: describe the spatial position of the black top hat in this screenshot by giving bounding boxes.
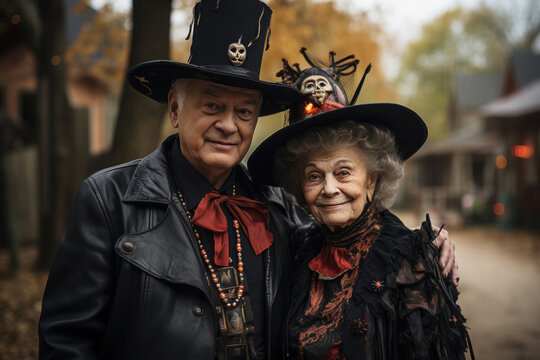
[248,50,427,186]
[127,0,299,116]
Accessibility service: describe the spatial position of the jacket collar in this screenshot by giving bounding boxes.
[122,135,176,205]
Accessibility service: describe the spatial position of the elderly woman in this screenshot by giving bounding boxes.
[248,54,472,360]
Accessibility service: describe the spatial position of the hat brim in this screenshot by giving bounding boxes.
[248,103,428,186]
[128,60,300,116]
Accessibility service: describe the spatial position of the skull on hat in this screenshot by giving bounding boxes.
[228,37,246,66]
[300,75,333,105]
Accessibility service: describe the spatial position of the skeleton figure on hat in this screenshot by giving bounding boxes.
[277,47,369,121]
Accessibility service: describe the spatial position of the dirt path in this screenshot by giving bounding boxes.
[396,211,540,360]
[0,246,47,360]
[453,227,540,360]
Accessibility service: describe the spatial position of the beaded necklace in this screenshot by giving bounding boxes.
[177,184,245,308]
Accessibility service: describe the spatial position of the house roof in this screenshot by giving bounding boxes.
[510,51,540,88]
[414,121,499,158]
[454,72,502,108]
[66,0,98,45]
[482,78,540,118]
[0,0,97,53]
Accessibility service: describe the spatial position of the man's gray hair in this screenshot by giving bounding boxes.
[274,120,404,210]
[170,79,189,112]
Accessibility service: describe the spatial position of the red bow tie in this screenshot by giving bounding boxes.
[191,191,273,266]
[308,246,353,279]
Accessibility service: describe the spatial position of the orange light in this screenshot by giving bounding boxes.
[303,102,318,117]
[493,202,505,216]
[495,155,507,169]
[11,14,21,24]
[511,145,533,159]
[51,55,61,66]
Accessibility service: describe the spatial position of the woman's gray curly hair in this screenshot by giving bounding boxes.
[273,120,404,210]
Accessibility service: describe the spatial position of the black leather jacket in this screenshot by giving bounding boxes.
[38,135,312,360]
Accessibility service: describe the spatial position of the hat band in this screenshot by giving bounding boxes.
[198,64,259,80]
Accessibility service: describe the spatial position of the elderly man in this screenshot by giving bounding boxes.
[39,0,455,359]
[39,1,304,359]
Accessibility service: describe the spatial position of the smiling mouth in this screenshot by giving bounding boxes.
[317,201,349,209]
[209,140,237,149]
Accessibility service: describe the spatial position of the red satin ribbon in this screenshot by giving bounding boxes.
[191,191,274,266]
[308,246,353,279]
[302,99,344,118]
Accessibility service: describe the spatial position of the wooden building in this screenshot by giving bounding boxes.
[405,52,540,228]
[0,0,123,244]
[482,78,540,228]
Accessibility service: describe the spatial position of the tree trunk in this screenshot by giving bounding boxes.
[37,0,77,270]
[109,0,172,166]
[0,116,18,272]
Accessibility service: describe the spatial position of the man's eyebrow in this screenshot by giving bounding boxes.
[202,87,260,105]
[202,88,222,98]
[241,98,259,106]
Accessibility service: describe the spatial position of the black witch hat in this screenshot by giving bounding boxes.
[127,0,300,116]
[248,49,427,186]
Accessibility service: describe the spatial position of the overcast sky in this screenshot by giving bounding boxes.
[336,0,484,76]
[91,0,481,43]
[342,0,481,38]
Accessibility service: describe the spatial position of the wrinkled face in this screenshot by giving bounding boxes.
[168,79,261,184]
[301,146,377,231]
[228,42,246,66]
[300,75,333,105]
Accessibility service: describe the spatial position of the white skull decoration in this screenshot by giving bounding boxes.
[228,39,246,67]
[300,75,333,105]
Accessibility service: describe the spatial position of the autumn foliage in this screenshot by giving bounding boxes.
[263,0,391,102]
[65,2,129,95]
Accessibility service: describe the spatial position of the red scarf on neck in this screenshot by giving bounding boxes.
[191,191,273,266]
[309,203,381,279]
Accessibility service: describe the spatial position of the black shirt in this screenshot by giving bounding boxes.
[168,139,266,357]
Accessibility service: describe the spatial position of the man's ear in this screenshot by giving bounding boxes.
[168,89,179,128]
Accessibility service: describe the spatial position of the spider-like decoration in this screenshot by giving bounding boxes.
[276,47,371,123]
[371,279,385,292]
[277,47,360,84]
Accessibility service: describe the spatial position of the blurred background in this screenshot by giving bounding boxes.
[0,0,539,358]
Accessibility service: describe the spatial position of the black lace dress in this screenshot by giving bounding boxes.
[286,209,473,360]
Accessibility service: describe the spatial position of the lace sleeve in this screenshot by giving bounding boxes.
[395,215,474,360]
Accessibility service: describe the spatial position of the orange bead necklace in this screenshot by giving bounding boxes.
[177,185,245,308]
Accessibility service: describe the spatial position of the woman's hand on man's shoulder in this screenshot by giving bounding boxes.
[410,225,459,287]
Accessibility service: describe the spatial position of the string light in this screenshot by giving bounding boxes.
[51,55,61,66]
[511,145,533,159]
[11,14,21,24]
[493,202,505,216]
[495,155,507,169]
